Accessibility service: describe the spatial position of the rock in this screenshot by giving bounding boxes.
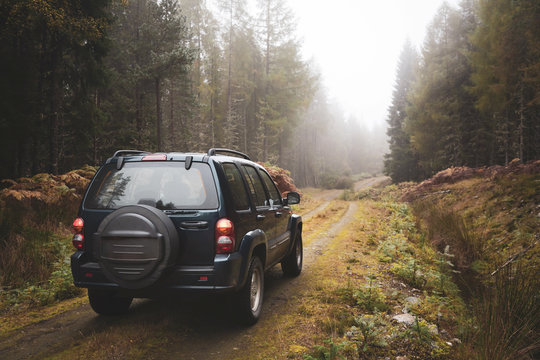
[346,326,359,338]
[405,296,421,305]
[440,329,451,339]
[396,356,409,360]
[392,313,415,326]
[402,296,421,313]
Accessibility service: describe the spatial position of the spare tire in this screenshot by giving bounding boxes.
[94,205,179,289]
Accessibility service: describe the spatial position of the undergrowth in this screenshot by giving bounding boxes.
[409,173,540,359]
[0,168,94,312]
[0,233,82,313]
[303,189,463,360]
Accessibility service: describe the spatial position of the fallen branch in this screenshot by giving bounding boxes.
[490,237,538,276]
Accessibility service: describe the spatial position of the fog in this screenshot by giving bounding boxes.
[288,0,461,129]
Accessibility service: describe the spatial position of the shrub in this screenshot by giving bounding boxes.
[354,275,389,313]
[466,264,540,360]
[353,313,388,353]
[0,166,95,310]
[320,173,353,190]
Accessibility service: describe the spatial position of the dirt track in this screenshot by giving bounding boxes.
[0,178,388,359]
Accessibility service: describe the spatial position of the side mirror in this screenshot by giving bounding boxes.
[284,191,300,205]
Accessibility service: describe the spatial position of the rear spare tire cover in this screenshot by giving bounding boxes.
[95,205,179,289]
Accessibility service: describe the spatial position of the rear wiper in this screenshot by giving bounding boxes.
[163,209,198,215]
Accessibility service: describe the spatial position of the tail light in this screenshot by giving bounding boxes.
[72,218,85,250]
[142,154,167,161]
[215,218,235,254]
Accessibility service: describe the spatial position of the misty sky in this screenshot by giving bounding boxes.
[288,0,461,129]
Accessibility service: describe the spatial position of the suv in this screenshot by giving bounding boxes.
[71,148,302,324]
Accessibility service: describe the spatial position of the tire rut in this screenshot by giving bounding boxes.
[168,202,359,360]
[0,179,381,360]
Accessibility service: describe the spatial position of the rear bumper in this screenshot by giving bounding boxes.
[71,251,243,296]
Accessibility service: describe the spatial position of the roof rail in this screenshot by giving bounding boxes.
[112,150,149,158]
[207,148,251,160]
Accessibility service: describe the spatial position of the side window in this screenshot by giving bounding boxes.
[223,163,250,210]
[242,165,269,208]
[259,169,282,206]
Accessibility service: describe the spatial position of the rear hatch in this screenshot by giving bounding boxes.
[81,158,220,266]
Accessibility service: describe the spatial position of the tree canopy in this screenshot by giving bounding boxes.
[384,0,540,182]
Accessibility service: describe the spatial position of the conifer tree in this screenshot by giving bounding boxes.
[384,40,421,182]
[470,0,540,163]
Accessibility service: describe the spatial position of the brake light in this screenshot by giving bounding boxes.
[216,218,235,254]
[142,154,167,161]
[73,217,84,233]
[72,218,85,250]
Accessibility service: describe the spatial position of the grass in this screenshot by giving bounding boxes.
[238,193,462,360]
[301,201,349,247]
[291,188,325,215]
[408,172,540,359]
[0,295,87,338]
[2,171,537,359]
[0,169,92,312]
[459,264,540,360]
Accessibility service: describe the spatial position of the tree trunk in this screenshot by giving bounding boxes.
[226,0,233,136]
[169,86,175,150]
[210,93,215,147]
[93,90,99,165]
[49,109,59,174]
[136,84,142,148]
[156,77,162,152]
[48,48,60,174]
[519,75,524,161]
[262,0,271,162]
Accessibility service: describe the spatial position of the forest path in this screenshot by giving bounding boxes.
[301,175,389,222]
[0,178,385,360]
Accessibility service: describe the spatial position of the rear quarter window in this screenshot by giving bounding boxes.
[84,162,218,210]
[259,169,282,206]
[222,163,250,210]
[242,165,268,208]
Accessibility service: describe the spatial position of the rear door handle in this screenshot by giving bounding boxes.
[180,221,208,229]
[256,214,266,221]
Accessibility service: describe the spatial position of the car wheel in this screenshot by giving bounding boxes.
[235,256,264,325]
[281,232,303,277]
[88,288,133,315]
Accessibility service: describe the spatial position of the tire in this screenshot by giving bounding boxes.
[95,205,179,289]
[235,256,264,325]
[88,288,133,315]
[281,232,303,277]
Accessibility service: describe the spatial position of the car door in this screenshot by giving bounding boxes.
[221,162,253,248]
[241,165,280,264]
[258,168,291,260]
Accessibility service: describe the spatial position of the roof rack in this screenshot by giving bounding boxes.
[112,150,149,158]
[207,148,251,160]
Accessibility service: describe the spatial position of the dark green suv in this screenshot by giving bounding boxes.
[71,148,302,324]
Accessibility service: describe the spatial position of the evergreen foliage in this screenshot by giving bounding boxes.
[385,0,540,181]
[384,40,421,182]
[2,1,537,184]
[0,0,386,186]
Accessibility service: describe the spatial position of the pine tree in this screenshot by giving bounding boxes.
[384,40,421,182]
[0,0,112,177]
[470,0,540,163]
[407,3,479,176]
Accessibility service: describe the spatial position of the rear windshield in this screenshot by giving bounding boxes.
[84,162,218,210]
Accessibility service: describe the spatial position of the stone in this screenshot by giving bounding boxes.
[404,296,421,305]
[402,296,421,313]
[392,313,415,325]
